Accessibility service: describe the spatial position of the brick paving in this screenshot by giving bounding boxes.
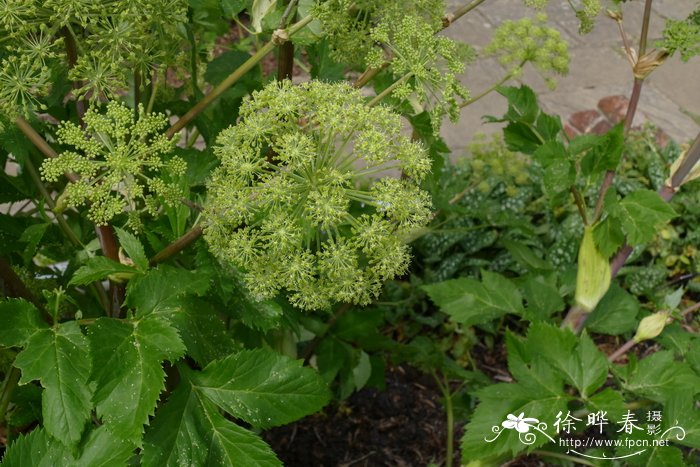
[440,0,700,151]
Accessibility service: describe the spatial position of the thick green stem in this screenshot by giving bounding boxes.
[563,0,656,332]
[166,15,313,139]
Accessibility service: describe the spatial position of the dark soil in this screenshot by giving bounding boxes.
[263,365,460,467]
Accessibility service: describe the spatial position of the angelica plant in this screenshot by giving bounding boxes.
[40,101,185,230]
[204,80,432,310]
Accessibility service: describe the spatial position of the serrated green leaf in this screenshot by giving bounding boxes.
[505,331,562,395]
[74,426,136,467]
[333,309,384,341]
[581,123,624,176]
[126,266,212,317]
[528,324,608,398]
[620,351,700,403]
[69,257,137,286]
[535,113,562,141]
[192,348,330,428]
[423,272,523,327]
[157,297,235,366]
[532,141,574,196]
[686,339,700,374]
[658,323,694,355]
[88,315,185,443]
[0,428,71,467]
[14,321,93,446]
[522,275,565,322]
[592,215,625,257]
[616,428,687,467]
[115,228,148,271]
[141,382,206,467]
[568,133,603,155]
[174,148,218,186]
[205,51,252,85]
[608,189,677,245]
[585,284,640,335]
[664,392,700,449]
[502,121,541,154]
[586,387,627,423]
[0,299,47,347]
[142,379,281,467]
[496,85,539,124]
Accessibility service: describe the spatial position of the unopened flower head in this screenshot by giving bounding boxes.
[40,101,185,230]
[485,14,569,89]
[204,80,433,310]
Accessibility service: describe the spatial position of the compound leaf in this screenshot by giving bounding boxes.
[423,272,523,327]
[14,321,92,446]
[88,315,185,444]
[608,189,677,245]
[142,372,282,467]
[0,299,46,347]
[126,266,212,317]
[193,349,330,428]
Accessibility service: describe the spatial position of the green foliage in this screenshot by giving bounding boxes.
[1,1,699,465]
[141,351,330,466]
[0,0,189,115]
[423,271,523,327]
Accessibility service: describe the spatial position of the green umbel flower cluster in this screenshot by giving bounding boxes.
[204,80,433,311]
[0,0,187,115]
[658,10,700,62]
[370,14,472,132]
[312,0,445,68]
[485,14,569,89]
[312,0,471,131]
[41,101,185,230]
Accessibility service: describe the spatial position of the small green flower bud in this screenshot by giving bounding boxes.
[633,311,670,342]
